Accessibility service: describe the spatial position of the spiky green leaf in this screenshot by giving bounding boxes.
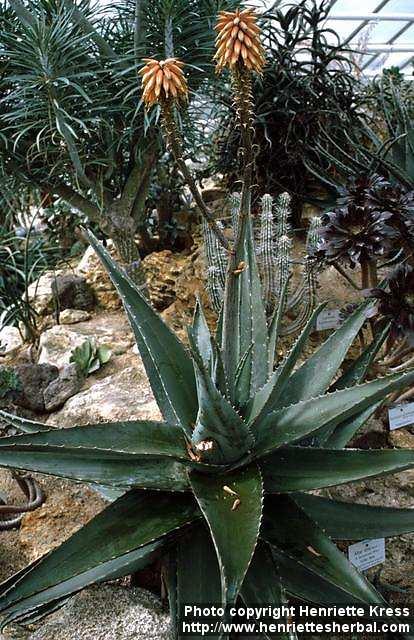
[221,205,268,406]
[310,325,390,447]
[177,524,222,640]
[275,301,371,410]
[189,464,263,607]
[86,230,197,433]
[188,330,252,465]
[241,541,296,640]
[0,418,189,459]
[0,490,199,626]
[0,409,50,433]
[323,401,383,450]
[267,278,289,377]
[263,496,384,605]
[0,424,190,490]
[252,369,414,457]
[291,492,414,540]
[331,324,390,392]
[246,303,326,424]
[262,447,414,492]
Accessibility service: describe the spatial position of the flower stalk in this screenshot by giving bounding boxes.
[139,57,230,251]
[161,102,231,251]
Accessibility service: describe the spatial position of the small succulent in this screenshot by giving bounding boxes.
[317,205,395,267]
[69,340,111,377]
[368,263,414,343]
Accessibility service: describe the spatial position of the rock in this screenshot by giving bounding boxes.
[143,250,187,311]
[0,327,23,357]
[389,428,414,449]
[26,270,64,316]
[26,585,171,640]
[51,274,95,312]
[43,364,84,412]
[76,243,122,311]
[38,326,87,370]
[201,186,227,203]
[12,364,59,412]
[38,312,134,370]
[47,366,160,428]
[19,478,105,561]
[25,271,95,318]
[160,244,216,341]
[59,309,91,325]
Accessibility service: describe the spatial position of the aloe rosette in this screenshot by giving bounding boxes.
[0,214,414,637]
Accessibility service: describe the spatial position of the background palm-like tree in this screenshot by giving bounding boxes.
[0,0,235,285]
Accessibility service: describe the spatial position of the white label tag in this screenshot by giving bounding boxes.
[348,539,385,572]
[388,402,414,431]
[316,309,341,331]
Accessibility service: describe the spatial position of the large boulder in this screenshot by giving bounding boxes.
[47,366,160,428]
[160,244,216,341]
[38,312,134,370]
[25,585,171,640]
[76,242,122,311]
[26,270,64,316]
[143,249,189,311]
[26,272,95,317]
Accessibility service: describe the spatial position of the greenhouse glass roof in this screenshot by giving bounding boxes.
[269,0,414,77]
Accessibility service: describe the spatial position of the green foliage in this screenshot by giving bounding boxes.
[0,0,239,257]
[69,339,111,377]
[0,220,59,340]
[314,67,414,194]
[0,368,21,399]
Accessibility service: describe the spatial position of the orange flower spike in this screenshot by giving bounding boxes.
[139,58,188,108]
[214,8,265,74]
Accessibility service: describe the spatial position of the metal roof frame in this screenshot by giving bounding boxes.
[327,1,414,75]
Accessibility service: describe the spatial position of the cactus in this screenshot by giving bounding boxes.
[204,190,322,337]
[203,219,227,313]
[257,194,278,310]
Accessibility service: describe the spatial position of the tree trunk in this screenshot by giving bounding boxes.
[105,202,149,298]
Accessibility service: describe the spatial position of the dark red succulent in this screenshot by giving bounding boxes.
[316,205,396,267]
[316,173,414,267]
[368,263,414,342]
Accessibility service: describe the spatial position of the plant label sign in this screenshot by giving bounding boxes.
[316,309,341,331]
[388,402,414,431]
[348,539,385,572]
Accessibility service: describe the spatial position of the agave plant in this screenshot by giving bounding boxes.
[2,7,414,638]
[1,206,414,635]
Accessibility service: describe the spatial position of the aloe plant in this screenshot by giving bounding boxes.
[1,9,414,639]
[0,213,414,636]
